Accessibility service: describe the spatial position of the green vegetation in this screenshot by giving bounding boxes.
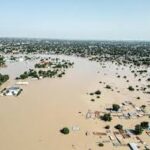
[16,69,39,80]
[98,143,104,147]
[60,127,70,135]
[141,105,146,109]
[105,85,111,89]
[0,55,5,66]
[0,73,9,86]
[91,99,95,102]
[16,58,74,80]
[134,124,143,135]
[105,125,110,129]
[95,90,101,95]
[141,121,149,129]
[128,86,135,91]
[101,113,112,122]
[1,39,150,67]
[147,78,150,81]
[16,89,23,96]
[115,124,123,130]
[90,93,94,95]
[112,104,120,111]
[35,63,48,68]
[35,59,74,69]
[123,76,127,79]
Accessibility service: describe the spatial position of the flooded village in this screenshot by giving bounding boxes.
[0,39,150,150]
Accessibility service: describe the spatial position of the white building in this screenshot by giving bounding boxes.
[5,87,22,96]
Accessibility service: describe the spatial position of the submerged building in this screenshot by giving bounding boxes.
[4,87,22,96]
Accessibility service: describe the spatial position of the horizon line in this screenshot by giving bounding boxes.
[0,37,150,42]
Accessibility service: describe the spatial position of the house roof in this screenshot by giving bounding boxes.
[129,143,139,150]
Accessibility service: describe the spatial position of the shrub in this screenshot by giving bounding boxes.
[90,93,94,95]
[115,124,123,130]
[105,125,110,129]
[0,74,9,85]
[134,124,143,135]
[141,105,146,109]
[112,104,120,111]
[20,74,28,79]
[0,55,5,66]
[95,90,101,95]
[58,74,62,78]
[128,86,135,91]
[147,78,150,81]
[141,121,149,129]
[16,89,23,96]
[123,76,127,79]
[101,113,112,121]
[147,85,150,88]
[98,143,104,147]
[60,127,70,135]
[91,99,95,102]
[105,85,111,89]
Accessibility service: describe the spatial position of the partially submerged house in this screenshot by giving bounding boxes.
[4,87,22,96]
[128,143,139,150]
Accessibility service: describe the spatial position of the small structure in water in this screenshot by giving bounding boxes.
[16,81,29,85]
[128,143,139,150]
[3,86,23,96]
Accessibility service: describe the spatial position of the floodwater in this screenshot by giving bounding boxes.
[0,54,150,150]
[0,54,101,150]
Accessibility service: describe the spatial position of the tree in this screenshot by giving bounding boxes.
[115,124,123,130]
[95,90,101,95]
[141,121,149,129]
[0,74,9,86]
[141,105,146,109]
[105,85,111,89]
[112,104,120,111]
[60,127,70,135]
[128,86,135,91]
[105,125,110,129]
[101,113,112,121]
[98,143,104,147]
[20,74,28,79]
[135,124,143,135]
[0,55,5,66]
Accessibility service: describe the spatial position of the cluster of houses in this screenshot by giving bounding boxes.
[84,100,150,150]
[108,101,150,119]
[88,125,150,149]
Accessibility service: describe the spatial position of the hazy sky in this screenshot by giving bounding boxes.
[0,0,150,40]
